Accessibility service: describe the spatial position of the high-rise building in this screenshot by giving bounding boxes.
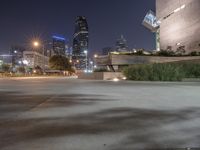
[72,16,89,69]
[156,0,200,53]
[52,36,66,56]
[116,35,129,52]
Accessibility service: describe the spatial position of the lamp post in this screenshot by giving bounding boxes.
[33,41,39,47]
[32,41,45,73]
[84,50,88,72]
[94,54,98,58]
[90,61,94,72]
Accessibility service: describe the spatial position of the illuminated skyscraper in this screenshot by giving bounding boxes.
[52,36,66,56]
[116,35,129,52]
[72,16,89,69]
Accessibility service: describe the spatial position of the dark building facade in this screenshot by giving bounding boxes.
[72,16,89,69]
[52,36,66,56]
[156,0,200,53]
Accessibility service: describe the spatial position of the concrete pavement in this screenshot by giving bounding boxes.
[0,78,200,149]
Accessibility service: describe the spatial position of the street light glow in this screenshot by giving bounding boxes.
[33,70,37,73]
[22,60,29,65]
[122,77,127,80]
[113,78,120,82]
[84,50,88,54]
[33,41,39,47]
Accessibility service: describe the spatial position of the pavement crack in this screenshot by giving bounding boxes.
[29,95,58,111]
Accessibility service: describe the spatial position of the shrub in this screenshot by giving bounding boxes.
[189,51,198,56]
[176,46,186,56]
[17,66,25,73]
[180,63,200,78]
[151,64,183,81]
[123,64,152,81]
[123,63,197,81]
[2,64,10,73]
[157,50,176,57]
[135,50,144,56]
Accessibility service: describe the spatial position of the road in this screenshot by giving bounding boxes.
[0,77,200,150]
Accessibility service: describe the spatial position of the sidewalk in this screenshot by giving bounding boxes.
[0,76,78,80]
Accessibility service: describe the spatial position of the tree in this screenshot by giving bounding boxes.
[166,46,172,51]
[176,46,186,56]
[135,49,144,55]
[49,55,72,71]
[157,50,175,56]
[34,66,43,74]
[17,66,25,73]
[190,51,198,56]
[2,64,10,73]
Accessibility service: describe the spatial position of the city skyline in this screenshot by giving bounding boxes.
[1,1,200,149]
[0,0,155,55]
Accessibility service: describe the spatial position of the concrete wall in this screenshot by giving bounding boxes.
[78,72,124,80]
[156,0,200,52]
[95,55,111,66]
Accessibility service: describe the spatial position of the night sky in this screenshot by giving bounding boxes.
[0,0,155,55]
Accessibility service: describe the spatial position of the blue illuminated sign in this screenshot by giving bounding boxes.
[52,36,66,41]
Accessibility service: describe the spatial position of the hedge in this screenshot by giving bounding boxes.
[123,63,200,81]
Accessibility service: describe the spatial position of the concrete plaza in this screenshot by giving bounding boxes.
[0,77,200,149]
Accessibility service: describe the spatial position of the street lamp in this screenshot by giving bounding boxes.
[33,41,39,47]
[32,41,40,70]
[84,50,88,72]
[32,41,46,73]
